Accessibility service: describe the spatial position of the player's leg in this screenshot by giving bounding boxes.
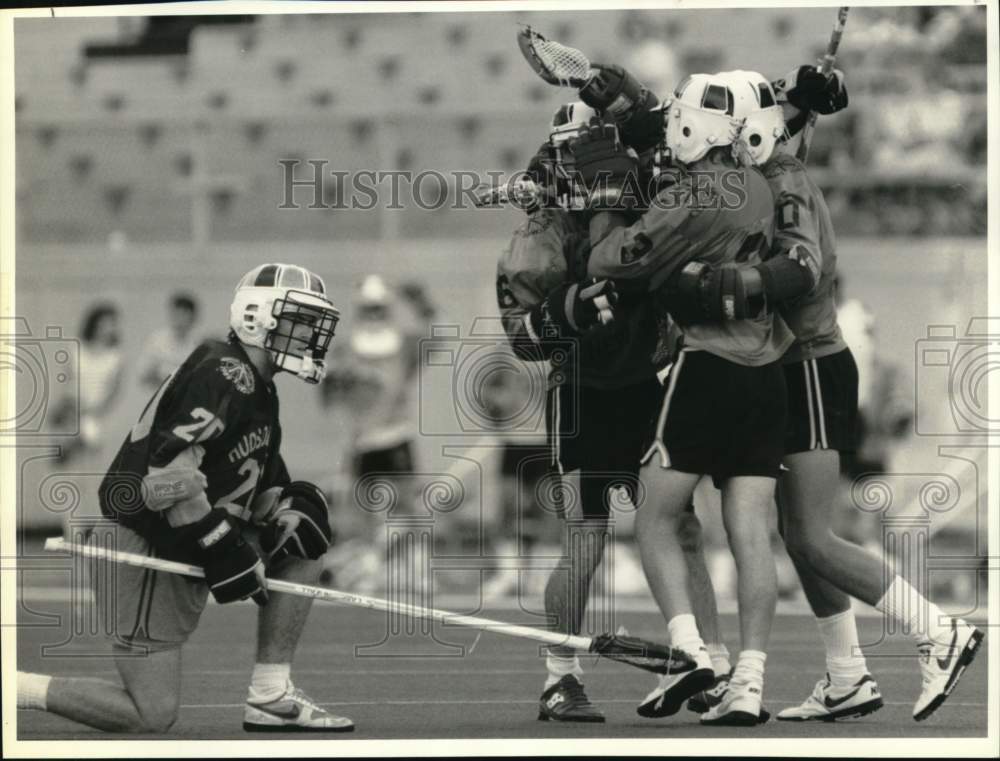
[634,353,721,718]
[775,449,884,722]
[698,475,776,727]
[679,507,724,653]
[538,469,610,723]
[634,462,715,718]
[244,554,354,732]
[677,501,734,715]
[780,351,982,720]
[19,525,202,733]
[537,382,600,721]
[19,645,182,733]
[700,359,787,727]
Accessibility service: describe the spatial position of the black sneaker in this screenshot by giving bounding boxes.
[687,671,731,714]
[538,674,605,723]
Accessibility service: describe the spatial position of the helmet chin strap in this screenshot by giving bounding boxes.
[271,350,325,384]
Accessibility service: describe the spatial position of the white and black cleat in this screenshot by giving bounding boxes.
[244,684,355,732]
[776,673,883,722]
[913,618,984,722]
[637,648,715,719]
[700,680,766,727]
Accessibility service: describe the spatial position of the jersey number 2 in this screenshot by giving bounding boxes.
[172,407,225,443]
[216,459,260,521]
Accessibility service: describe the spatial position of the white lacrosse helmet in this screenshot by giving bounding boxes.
[351,274,401,358]
[719,70,786,166]
[662,73,742,164]
[229,263,340,384]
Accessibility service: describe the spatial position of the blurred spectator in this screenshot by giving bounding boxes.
[136,292,200,390]
[322,275,416,505]
[53,302,125,463]
[835,275,912,479]
[320,275,435,590]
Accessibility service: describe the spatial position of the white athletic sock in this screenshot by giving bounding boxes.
[17,672,52,710]
[247,663,291,704]
[815,609,868,687]
[544,653,583,690]
[731,650,766,690]
[875,576,951,644]
[706,643,732,677]
[667,614,706,661]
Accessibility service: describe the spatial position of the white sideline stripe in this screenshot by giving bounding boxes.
[178,699,989,710]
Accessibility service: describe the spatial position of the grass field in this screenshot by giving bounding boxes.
[15,568,989,742]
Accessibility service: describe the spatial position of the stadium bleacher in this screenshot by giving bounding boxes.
[15,8,986,245]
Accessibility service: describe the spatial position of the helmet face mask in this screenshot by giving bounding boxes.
[230,264,340,384]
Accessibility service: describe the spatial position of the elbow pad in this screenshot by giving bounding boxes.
[753,245,818,302]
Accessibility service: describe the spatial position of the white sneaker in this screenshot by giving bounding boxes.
[244,683,355,732]
[776,673,883,722]
[637,647,714,718]
[913,618,984,721]
[700,679,764,726]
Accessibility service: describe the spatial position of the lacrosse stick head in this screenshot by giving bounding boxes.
[589,633,698,674]
[517,25,594,88]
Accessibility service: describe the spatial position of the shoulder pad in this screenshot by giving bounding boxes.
[762,153,806,180]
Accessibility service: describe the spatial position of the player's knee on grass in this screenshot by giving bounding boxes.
[134,700,180,734]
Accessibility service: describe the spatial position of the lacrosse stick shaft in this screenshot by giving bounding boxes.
[44,537,593,651]
[796,6,850,162]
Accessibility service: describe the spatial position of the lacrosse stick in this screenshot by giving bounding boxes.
[471,173,545,209]
[795,6,850,162]
[45,537,695,676]
[517,25,596,89]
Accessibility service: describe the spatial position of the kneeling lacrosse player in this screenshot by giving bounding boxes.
[18,263,353,734]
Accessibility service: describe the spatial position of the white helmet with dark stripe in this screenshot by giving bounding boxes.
[663,73,742,164]
[230,263,340,384]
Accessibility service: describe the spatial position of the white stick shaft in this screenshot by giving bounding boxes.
[43,537,592,651]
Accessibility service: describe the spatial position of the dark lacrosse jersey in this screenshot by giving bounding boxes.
[587,156,794,367]
[99,338,289,559]
[496,208,659,390]
[760,153,847,364]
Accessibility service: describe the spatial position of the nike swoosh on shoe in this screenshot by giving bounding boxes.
[823,687,861,709]
[256,702,301,719]
[936,630,959,671]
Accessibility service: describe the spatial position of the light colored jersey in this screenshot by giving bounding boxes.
[587,156,794,367]
[78,346,122,413]
[323,325,418,453]
[761,153,847,364]
[496,208,658,390]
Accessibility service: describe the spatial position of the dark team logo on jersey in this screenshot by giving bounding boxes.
[219,357,255,394]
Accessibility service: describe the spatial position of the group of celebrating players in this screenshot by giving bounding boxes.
[495,60,984,726]
[16,54,983,734]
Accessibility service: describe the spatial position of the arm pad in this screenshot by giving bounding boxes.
[753,246,817,302]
